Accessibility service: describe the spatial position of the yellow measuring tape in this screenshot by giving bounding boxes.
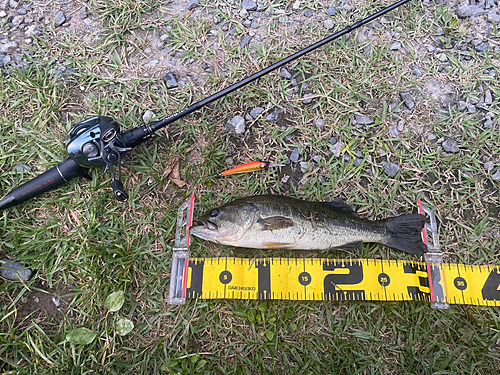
[183,257,500,306]
[168,195,500,307]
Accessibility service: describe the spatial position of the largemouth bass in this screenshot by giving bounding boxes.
[190,195,427,254]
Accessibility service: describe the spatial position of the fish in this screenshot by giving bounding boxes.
[189,195,427,254]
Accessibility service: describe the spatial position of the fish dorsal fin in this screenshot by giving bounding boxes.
[257,216,295,231]
[326,198,358,216]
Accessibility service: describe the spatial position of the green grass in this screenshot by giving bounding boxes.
[1,0,500,373]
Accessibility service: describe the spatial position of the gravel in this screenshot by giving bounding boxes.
[53,10,66,27]
[400,92,415,110]
[384,163,400,177]
[1,259,32,281]
[326,5,336,16]
[493,169,500,181]
[354,114,375,125]
[241,0,257,11]
[442,139,460,153]
[224,116,245,134]
[290,148,300,163]
[164,72,178,89]
[314,118,325,128]
[250,107,265,119]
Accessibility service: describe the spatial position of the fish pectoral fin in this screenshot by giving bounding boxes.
[257,216,294,231]
[330,241,363,250]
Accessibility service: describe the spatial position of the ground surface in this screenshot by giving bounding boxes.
[1,0,500,374]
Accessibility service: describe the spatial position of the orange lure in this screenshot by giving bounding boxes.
[221,161,270,176]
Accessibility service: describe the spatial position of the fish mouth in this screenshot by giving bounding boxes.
[192,218,218,231]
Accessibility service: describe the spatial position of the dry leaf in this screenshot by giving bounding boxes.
[162,157,187,188]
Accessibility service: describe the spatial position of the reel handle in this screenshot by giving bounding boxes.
[0,158,89,211]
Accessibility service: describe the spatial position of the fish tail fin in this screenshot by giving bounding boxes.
[383,214,427,254]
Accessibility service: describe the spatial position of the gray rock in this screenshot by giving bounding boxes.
[241,0,257,11]
[326,5,336,16]
[412,65,422,77]
[0,0,8,11]
[164,72,178,89]
[442,140,460,153]
[231,116,245,134]
[293,1,302,10]
[304,11,313,17]
[456,5,486,18]
[390,42,402,50]
[187,0,200,11]
[400,92,415,110]
[468,104,476,113]
[315,118,325,128]
[484,161,495,172]
[9,0,17,9]
[330,141,342,157]
[0,41,18,53]
[12,15,23,26]
[250,106,265,119]
[1,259,32,281]
[323,19,334,29]
[484,89,493,105]
[302,93,313,104]
[53,10,66,28]
[16,7,26,15]
[389,125,398,137]
[290,148,300,163]
[15,163,31,172]
[240,35,253,48]
[475,42,488,54]
[384,163,400,177]
[389,102,401,113]
[299,161,310,173]
[354,114,374,125]
[493,169,500,181]
[329,136,337,145]
[484,119,494,129]
[488,12,500,24]
[266,111,278,122]
[142,110,156,125]
[79,6,88,19]
[280,67,292,79]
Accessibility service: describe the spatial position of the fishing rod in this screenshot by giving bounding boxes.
[0,0,412,211]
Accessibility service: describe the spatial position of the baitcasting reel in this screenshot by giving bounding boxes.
[65,116,131,201]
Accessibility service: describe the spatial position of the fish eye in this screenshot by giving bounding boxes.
[209,209,219,217]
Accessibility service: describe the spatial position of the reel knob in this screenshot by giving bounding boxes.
[111,180,129,202]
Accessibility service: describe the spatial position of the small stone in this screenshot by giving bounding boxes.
[442,140,460,153]
[354,114,375,125]
[475,42,488,54]
[412,65,422,77]
[384,163,400,177]
[1,259,32,281]
[330,141,342,157]
[142,110,156,125]
[427,132,437,141]
[389,125,398,137]
[15,163,31,173]
[9,0,17,9]
[302,93,313,104]
[16,6,25,14]
[293,1,301,10]
[488,12,500,24]
[400,92,415,110]
[0,41,18,53]
[484,90,493,105]
[467,104,476,113]
[187,0,199,11]
[53,10,66,27]
[493,169,500,181]
[427,44,435,52]
[12,15,23,26]
[304,11,313,17]
[231,116,245,134]
[314,118,325,128]
[250,107,265,119]
[323,19,334,29]
[79,6,88,19]
[239,9,248,18]
[280,67,292,79]
[329,137,337,145]
[240,35,253,48]
[164,72,178,89]
[266,111,278,122]
[326,5,336,16]
[390,42,401,50]
[484,161,495,172]
[437,53,448,62]
[299,161,310,173]
[52,295,60,307]
[0,10,5,17]
[241,0,257,11]
[290,148,300,163]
